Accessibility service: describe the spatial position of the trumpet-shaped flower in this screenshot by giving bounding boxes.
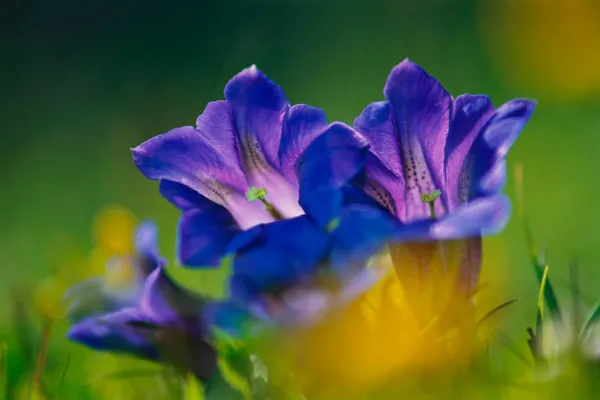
[132,66,328,267]
[68,267,217,382]
[299,59,536,296]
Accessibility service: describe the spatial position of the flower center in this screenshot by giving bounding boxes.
[246,186,284,220]
[420,189,441,219]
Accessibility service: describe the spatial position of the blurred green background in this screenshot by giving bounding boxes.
[1,0,600,396]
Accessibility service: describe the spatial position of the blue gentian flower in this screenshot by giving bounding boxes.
[205,204,408,335]
[299,59,536,295]
[63,221,165,323]
[68,267,218,381]
[131,66,328,267]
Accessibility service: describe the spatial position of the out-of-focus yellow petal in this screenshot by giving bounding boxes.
[256,248,507,398]
[33,277,69,320]
[93,205,137,256]
[478,0,600,100]
[103,255,137,289]
[87,247,112,279]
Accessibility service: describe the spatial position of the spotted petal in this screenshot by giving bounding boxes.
[225,65,289,169]
[444,95,494,210]
[132,102,246,198]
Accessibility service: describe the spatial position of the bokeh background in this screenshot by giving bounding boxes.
[2,0,600,397]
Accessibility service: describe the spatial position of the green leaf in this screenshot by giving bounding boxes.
[185,373,205,400]
[204,369,245,400]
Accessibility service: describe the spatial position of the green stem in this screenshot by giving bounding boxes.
[428,202,436,219]
[420,189,441,219]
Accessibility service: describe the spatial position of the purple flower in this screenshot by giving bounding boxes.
[300,59,536,294]
[132,66,328,267]
[63,221,165,323]
[68,267,217,381]
[205,206,402,336]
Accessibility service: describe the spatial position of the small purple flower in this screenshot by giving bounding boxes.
[63,221,165,323]
[68,267,217,381]
[300,59,536,294]
[132,66,328,267]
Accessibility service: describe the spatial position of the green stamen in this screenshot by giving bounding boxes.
[420,189,441,219]
[246,186,267,202]
[246,186,284,220]
[326,217,340,232]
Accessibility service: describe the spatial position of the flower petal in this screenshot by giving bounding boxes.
[139,268,207,329]
[381,59,453,220]
[63,277,132,323]
[134,268,218,380]
[131,123,247,207]
[225,66,307,219]
[278,104,328,185]
[360,153,406,217]
[444,95,494,209]
[328,205,402,273]
[160,180,241,267]
[430,194,512,239]
[354,101,404,177]
[297,122,369,228]
[468,99,536,201]
[454,237,482,296]
[134,221,166,275]
[67,308,159,360]
[224,65,289,170]
[230,216,330,301]
[195,100,243,170]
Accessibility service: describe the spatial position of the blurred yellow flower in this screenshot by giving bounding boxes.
[255,251,509,399]
[91,205,138,272]
[33,205,139,320]
[478,0,600,100]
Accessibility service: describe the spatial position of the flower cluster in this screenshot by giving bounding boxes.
[65,59,535,397]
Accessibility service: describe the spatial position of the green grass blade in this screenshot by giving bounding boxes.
[537,265,549,323]
[477,298,520,328]
[580,302,600,339]
[524,220,561,319]
[55,353,70,400]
